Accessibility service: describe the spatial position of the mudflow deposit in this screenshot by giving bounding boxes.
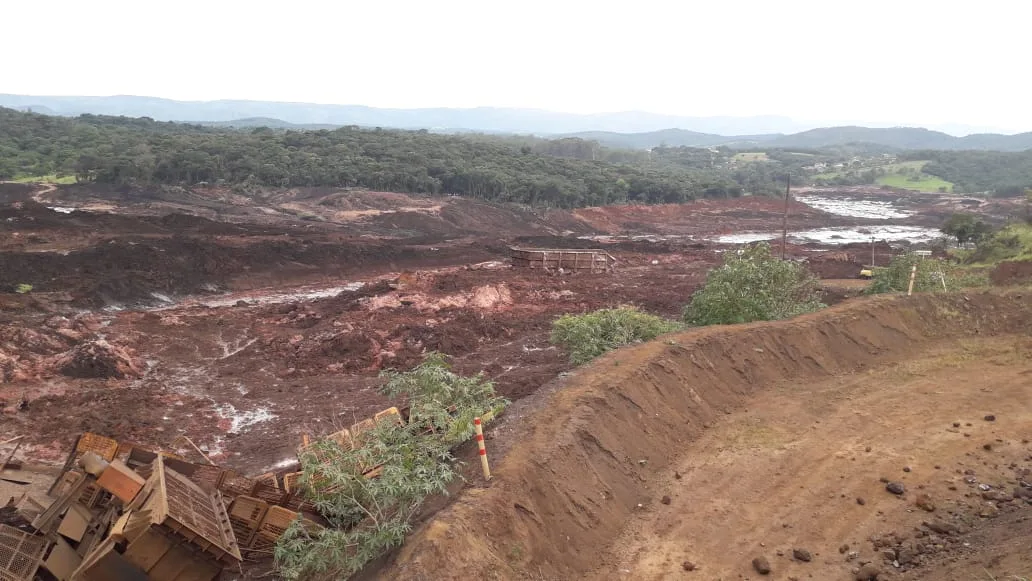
[2,181,1031,580]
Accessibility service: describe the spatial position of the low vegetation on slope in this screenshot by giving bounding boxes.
[551,307,682,365]
[550,243,827,364]
[968,223,1032,264]
[683,242,825,325]
[275,353,507,580]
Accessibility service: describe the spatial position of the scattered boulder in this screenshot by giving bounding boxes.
[979,503,1001,518]
[885,482,906,495]
[661,495,672,505]
[855,563,881,580]
[984,414,996,421]
[915,493,936,512]
[857,497,867,506]
[752,556,772,575]
[682,561,696,571]
[792,548,812,562]
[924,520,959,535]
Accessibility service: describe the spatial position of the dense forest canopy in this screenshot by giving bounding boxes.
[2,107,1029,205]
[900,150,1032,195]
[0,108,798,207]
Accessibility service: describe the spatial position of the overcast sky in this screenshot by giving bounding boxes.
[3,0,1029,132]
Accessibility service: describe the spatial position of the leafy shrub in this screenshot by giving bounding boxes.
[276,422,457,580]
[380,352,508,444]
[551,307,681,365]
[275,353,507,580]
[14,284,32,294]
[683,242,825,326]
[865,254,956,294]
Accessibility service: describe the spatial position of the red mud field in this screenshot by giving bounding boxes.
[2,183,1024,579]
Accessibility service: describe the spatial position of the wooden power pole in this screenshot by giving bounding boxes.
[780,175,791,260]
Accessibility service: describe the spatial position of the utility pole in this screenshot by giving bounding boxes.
[780,175,791,260]
[871,236,876,267]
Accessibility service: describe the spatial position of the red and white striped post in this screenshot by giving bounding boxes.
[474,417,491,480]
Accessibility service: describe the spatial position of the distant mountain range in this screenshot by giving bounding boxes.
[568,127,1032,152]
[2,94,1031,152]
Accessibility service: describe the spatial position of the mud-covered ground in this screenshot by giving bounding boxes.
[0,182,1021,502]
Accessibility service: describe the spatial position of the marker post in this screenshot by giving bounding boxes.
[474,417,491,481]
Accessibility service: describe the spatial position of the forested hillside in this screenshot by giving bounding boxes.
[905,150,1032,195]
[0,108,793,207]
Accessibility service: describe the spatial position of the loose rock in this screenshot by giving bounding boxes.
[857,497,867,506]
[682,561,696,571]
[792,548,812,562]
[855,563,881,580]
[886,482,906,495]
[752,556,772,575]
[915,493,936,512]
[661,495,672,505]
[984,414,996,421]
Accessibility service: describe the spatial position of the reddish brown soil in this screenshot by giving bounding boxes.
[991,260,1032,286]
[381,292,1032,581]
[3,182,1027,580]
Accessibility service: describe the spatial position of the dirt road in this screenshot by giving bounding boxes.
[382,293,1032,581]
[595,335,1032,580]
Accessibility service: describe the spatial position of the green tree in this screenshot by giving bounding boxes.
[683,242,825,326]
[941,212,992,245]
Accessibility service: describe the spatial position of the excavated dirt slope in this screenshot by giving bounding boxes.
[383,292,1032,580]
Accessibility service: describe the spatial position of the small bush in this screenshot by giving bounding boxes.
[275,352,507,580]
[865,254,968,294]
[551,307,681,365]
[380,352,508,444]
[683,242,825,326]
[14,284,32,294]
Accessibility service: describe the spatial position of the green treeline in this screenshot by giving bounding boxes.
[0,108,786,208]
[902,150,1032,196]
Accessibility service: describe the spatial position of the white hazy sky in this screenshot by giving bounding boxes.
[3,0,1029,131]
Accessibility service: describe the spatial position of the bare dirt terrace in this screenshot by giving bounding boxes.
[2,182,1028,579]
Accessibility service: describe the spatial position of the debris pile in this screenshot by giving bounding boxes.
[0,403,419,580]
[1,432,323,581]
[55,339,145,380]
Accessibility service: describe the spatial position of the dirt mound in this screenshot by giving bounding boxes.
[990,260,1032,285]
[806,253,865,279]
[55,339,145,379]
[382,292,1032,580]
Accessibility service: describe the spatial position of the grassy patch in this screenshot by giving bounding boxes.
[11,174,76,184]
[876,172,953,193]
[733,152,769,162]
[814,160,954,192]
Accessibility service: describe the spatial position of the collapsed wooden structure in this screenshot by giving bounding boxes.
[509,247,616,273]
[0,404,411,580]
